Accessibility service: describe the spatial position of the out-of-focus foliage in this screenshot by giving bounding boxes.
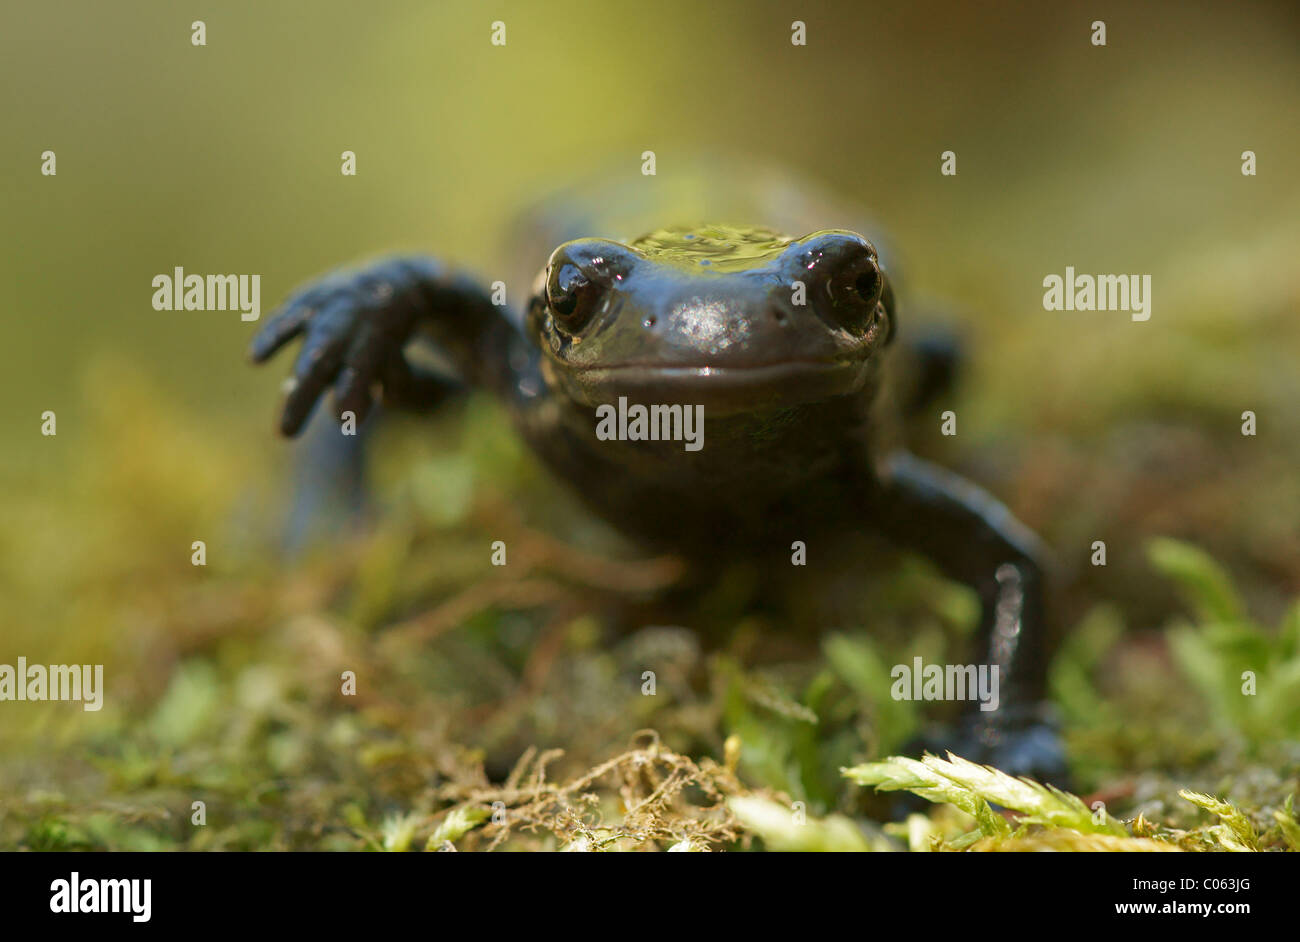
[1149,538,1300,747]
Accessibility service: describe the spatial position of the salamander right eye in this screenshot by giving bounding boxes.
[546,261,599,332]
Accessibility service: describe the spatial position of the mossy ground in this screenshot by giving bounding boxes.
[2,357,1296,852]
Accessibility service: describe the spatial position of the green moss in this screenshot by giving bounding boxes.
[0,364,1296,852]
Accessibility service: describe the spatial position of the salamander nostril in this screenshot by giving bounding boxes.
[770,307,787,324]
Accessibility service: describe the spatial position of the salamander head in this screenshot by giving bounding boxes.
[526,225,895,414]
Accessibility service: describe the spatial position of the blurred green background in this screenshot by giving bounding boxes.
[1,0,1298,849]
[5,0,1298,622]
[4,0,1297,439]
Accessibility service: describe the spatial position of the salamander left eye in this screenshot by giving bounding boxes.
[854,264,882,304]
[797,231,884,332]
[829,255,882,330]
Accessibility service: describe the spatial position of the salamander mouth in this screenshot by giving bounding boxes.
[552,358,872,417]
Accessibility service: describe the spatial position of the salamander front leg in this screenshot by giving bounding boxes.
[876,450,1067,784]
[250,255,523,435]
[249,256,525,549]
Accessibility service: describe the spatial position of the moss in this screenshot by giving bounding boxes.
[0,361,1296,851]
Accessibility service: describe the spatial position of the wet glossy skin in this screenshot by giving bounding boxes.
[532,227,888,407]
[519,226,894,547]
[249,215,1066,782]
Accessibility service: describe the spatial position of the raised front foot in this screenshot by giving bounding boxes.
[250,257,446,435]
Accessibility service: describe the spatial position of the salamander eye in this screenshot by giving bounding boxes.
[546,261,600,332]
[854,264,882,304]
[829,253,883,331]
[796,231,885,333]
